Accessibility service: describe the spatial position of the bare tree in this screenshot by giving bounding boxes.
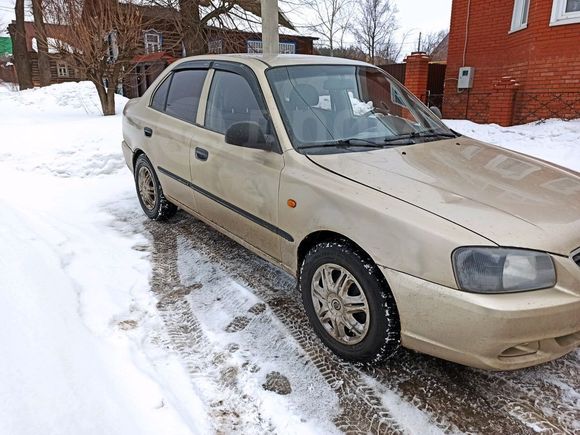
[420,29,447,55]
[47,0,145,115]
[353,0,398,65]
[301,0,350,56]
[11,0,34,89]
[32,0,52,86]
[148,0,295,56]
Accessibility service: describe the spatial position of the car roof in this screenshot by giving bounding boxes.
[174,53,372,69]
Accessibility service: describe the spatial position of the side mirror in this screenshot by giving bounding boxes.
[225,121,271,151]
[430,106,443,119]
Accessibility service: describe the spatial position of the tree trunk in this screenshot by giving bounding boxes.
[179,0,205,56]
[32,0,52,87]
[12,0,34,90]
[93,79,116,116]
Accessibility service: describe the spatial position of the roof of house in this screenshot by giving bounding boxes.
[431,34,449,62]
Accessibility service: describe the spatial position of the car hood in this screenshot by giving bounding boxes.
[307,137,580,255]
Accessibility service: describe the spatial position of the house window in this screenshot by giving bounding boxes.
[106,31,119,63]
[510,0,530,32]
[208,39,223,54]
[247,40,296,54]
[279,42,296,54]
[551,0,580,25]
[57,62,69,78]
[144,31,162,53]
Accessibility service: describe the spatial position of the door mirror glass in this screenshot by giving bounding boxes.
[430,106,443,119]
[225,121,271,151]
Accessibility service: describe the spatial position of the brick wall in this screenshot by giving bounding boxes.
[445,0,580,125]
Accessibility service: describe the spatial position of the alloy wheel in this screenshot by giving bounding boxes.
[310,263,370,345]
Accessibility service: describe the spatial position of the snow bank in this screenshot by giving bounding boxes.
[444,119,580,173]
[0,83,208,435]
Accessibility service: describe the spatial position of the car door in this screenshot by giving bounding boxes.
[145,62,209,211]
[190,62,286,260]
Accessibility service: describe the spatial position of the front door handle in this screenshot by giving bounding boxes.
[195,147,209,161]
[144,127,153,137]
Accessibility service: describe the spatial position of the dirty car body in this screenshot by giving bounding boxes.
[122,54,580,370]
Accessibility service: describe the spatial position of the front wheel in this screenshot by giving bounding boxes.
[299,240,400,364]
[134,154,177,221]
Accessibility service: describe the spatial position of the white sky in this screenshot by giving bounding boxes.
[0,0,453,55]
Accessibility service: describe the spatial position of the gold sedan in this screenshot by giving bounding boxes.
[122,54,580,370]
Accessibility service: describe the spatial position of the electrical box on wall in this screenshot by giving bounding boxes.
[458,67,475,89]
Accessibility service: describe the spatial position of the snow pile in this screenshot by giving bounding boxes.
[0,82,208,435]
[445,118,580,173]
[0,82,127,177]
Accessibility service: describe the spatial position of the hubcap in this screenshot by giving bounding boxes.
[138,166,156,210]
[310,264,370,345]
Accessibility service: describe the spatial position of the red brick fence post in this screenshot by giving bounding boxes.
[489,76,520,126]
[404,52,431,102]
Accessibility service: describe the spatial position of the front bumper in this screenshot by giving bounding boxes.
[381,266,580,370]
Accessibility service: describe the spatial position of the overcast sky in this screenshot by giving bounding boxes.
[0,0,453,52]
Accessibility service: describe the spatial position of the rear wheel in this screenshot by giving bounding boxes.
[134,154,177,221]
[299,240,400,364]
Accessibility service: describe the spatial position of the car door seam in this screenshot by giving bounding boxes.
[157,166,294,242]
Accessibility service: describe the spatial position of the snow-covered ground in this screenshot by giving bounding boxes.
[0,82,211,435]
[0,81,578,434]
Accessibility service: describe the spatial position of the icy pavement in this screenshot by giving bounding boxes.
[0,82,579,434]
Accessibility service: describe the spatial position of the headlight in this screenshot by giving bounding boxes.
[452,247,556,293]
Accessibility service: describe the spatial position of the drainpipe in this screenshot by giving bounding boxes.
[261,0,279,56]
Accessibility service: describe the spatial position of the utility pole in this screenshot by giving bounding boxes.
[261,0,279,56]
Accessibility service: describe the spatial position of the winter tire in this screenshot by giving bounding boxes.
[299,240,400,364]
[134,154,177,221]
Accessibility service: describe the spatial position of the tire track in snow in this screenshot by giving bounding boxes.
[138,210,578,434]
[147,213,406,434]
[147,219,276,433]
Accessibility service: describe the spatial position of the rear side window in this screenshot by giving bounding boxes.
[150,75,171,111]
[205,70,268,134]
[161,69,207,123]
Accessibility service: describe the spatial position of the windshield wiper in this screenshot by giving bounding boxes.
[299,137,394,150]
[384,129,458,144]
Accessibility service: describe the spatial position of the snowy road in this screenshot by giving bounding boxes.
[1,82,579,434]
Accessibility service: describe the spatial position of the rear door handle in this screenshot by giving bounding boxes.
[195,147,209,161]
[144,127,153,137]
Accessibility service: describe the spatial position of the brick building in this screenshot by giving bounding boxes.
[443,0,580,125]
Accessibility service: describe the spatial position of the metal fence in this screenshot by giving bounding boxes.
[513,92,580,125]
[428,91,580,125]
[427,92,492,124]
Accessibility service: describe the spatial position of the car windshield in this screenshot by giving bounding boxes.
[266,65,456,153]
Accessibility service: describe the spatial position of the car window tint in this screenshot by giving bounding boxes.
[165,69,207,123]
[205,70,267,135]
[150,74,171,111]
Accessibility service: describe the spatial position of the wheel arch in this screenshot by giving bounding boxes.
[132,148,146,170]
[297,230,384,282]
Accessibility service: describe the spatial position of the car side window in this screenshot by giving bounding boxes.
[204,70,268,135]
[150,74,171,112]
[163,69,208,123]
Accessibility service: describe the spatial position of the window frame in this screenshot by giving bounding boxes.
[56,62,69,78]
[144,30,162,53]
[148,61,210,125]
[246,40,296,54]
[510,0,531,33]
[202,61,281,153]
[550,0,580,26]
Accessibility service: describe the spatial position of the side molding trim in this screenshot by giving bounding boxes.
[157,166,294,242]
